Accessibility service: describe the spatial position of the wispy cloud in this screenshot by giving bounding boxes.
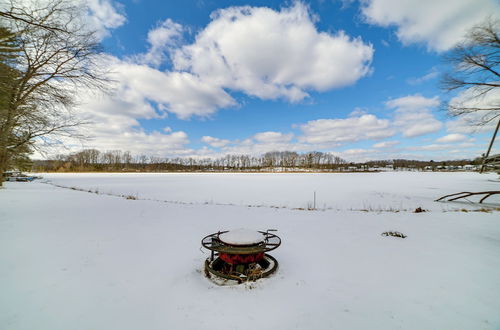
[435,134,468,143]
[387,94,442,137]
[373,140,399,148]
[407,67,439,85]
[361,0,500,51]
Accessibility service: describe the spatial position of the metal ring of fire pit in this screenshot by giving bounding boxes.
[201,230,281,284]
[201,230,281,254]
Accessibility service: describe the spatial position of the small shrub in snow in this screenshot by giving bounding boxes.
[381,231,407,238]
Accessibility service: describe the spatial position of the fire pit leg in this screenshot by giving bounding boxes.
[204,259,211,278]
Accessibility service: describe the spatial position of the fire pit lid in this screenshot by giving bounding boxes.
[219,228,264,246]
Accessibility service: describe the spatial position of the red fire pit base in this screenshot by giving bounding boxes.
[204,254,278,284]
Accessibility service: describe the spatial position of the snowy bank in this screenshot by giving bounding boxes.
[1,175,499,330]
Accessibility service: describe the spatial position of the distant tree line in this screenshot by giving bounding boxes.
[32,149,348,172]
[365,159,481,170]
[30,149,481,173]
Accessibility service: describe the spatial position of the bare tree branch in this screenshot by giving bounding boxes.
[0,0,110,185]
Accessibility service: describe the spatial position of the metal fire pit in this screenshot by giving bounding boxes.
[201,229,281,284]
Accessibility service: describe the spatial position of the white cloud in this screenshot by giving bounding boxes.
[407,68,439,85]
[218,142,308,156]
[172,2,373,102]
[38,53,240,157]
[334,146,483,163]
[361,0,500,52]
[385,94,440,110]
[65,54,235,121]
[199,118,400,158]
[253,131,293,143]
[88,130,190,156]
[86,0,126,40]
[373,140,399,148]
[37,49,234,155]
[337,148,388,162]
[299,114,395,144]
[435,134,467,143]
[6,0,126,40]
[62,82,192,156]
[342,148,372,155]
[444,87,499,136]
[136,19,183,67]
[387,94,442,137]
[446,113,499,134]
[349,107,368,117]
[200,130,312,157]
[448,77,500,116]
[201,136,231,148]
[407,142,476,152]
[88,2,373,122]
[232,135,306,155]
[445,88,500,134]
[46,113,192,158]
[111,59,236,119]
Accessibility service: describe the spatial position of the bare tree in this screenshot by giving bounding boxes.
[0,0,73,33]
[441,17,500,173]
[0,0,108,185]
[442,17,500,123]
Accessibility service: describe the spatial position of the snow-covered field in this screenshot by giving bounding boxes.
[1,172,499,330]
[37,172,500,211]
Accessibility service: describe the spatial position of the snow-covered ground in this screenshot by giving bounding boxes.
[37,172,500,211]
[1,173,499,330]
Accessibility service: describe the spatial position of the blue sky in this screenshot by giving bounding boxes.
[56,0,500,161]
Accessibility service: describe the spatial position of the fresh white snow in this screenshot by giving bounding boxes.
[219,229,264,245]
[37,171,500,211]
[1,172,499,330]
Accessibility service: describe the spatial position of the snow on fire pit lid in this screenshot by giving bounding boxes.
[219,229,264,246]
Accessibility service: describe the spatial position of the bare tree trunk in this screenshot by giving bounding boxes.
[480,118,500,173]
[0,149,7,187]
